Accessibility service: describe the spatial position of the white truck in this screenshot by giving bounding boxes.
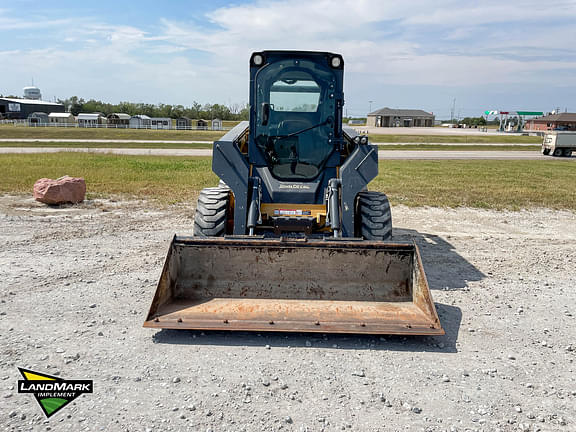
[542,132,576,157]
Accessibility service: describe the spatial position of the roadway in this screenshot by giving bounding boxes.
[0,147,571,161]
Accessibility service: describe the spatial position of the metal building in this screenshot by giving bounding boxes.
[367,107,435,127]
[130,115,151,129]
[0,98,64,120]
[77,113,106,127]
[48,112,76,124]
[150,117,172,129]
[107,113,131,128]
[27,112,49,125]
[176,117,191,130]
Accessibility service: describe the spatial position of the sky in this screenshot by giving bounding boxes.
[1,0,575,119]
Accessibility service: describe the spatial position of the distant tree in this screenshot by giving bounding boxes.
[54,96,249,120]
[461,116,487,127]
[238,104,250,121]
[58,96,85,115]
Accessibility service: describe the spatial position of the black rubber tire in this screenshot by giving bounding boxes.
[542,148,550,155]
[563,148,572,158]
[355,191,392,241]
[553,148,563,157]
[193,187,230,237]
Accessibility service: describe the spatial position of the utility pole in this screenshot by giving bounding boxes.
[450,98,456,124]
[368,100,374,114]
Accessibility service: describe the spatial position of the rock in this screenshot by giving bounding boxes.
[402,402,413,411]
[515,406,522,413]
[33,176,86,205]
[285,416,293,424]
[173,377,181,383]
[351,370,366,377]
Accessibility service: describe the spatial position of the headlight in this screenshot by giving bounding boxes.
[252,54,264,66]
[330,56,342,68]
[360,136,368,145]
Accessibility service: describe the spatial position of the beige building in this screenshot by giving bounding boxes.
[367,108,435,127]
[48,112,75,124]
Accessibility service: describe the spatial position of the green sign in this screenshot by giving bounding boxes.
[516,111,543,116]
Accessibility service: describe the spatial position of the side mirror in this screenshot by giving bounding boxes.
[261,103,270,126]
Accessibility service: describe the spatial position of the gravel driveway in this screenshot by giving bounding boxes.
[1,196,574,432]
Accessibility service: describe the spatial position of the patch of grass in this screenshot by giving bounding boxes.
[373,160,576,209]
[375,144,540,151]
[0,125,541,144]
[0,125,226,141]
[369,134,541,144]
[0,142,539,151]
[1,153,574,209]
[0,153,217,203]
[0,141,213,149]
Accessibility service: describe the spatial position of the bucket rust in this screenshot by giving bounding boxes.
[144,237,444,335]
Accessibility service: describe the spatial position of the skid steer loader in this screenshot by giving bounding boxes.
[144,51,444,335]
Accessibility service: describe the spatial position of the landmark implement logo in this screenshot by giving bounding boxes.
[17,368,93,418]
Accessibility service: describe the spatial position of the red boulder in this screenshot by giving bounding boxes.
[33,176,86,205]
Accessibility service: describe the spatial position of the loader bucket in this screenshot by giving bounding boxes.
[144,237,444,335]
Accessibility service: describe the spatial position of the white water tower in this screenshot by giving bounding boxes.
[23,86,42,100]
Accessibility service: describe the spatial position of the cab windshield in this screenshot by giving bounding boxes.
[255,58,337,180]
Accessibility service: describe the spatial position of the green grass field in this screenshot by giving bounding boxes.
[0,124,541,145]
[375,144,539,151]
[369,134,541,144]
[0,125,226,141]
[1,153,574,209]
[0,141,213,149]
[0,142,539,151]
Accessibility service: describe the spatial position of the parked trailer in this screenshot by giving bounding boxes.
[542,132,576,157]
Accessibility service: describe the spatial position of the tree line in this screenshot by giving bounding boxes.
[56,96,250,120]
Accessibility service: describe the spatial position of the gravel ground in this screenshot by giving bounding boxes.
[0,195,575,432]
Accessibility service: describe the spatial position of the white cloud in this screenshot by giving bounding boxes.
[2,1,576,115]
